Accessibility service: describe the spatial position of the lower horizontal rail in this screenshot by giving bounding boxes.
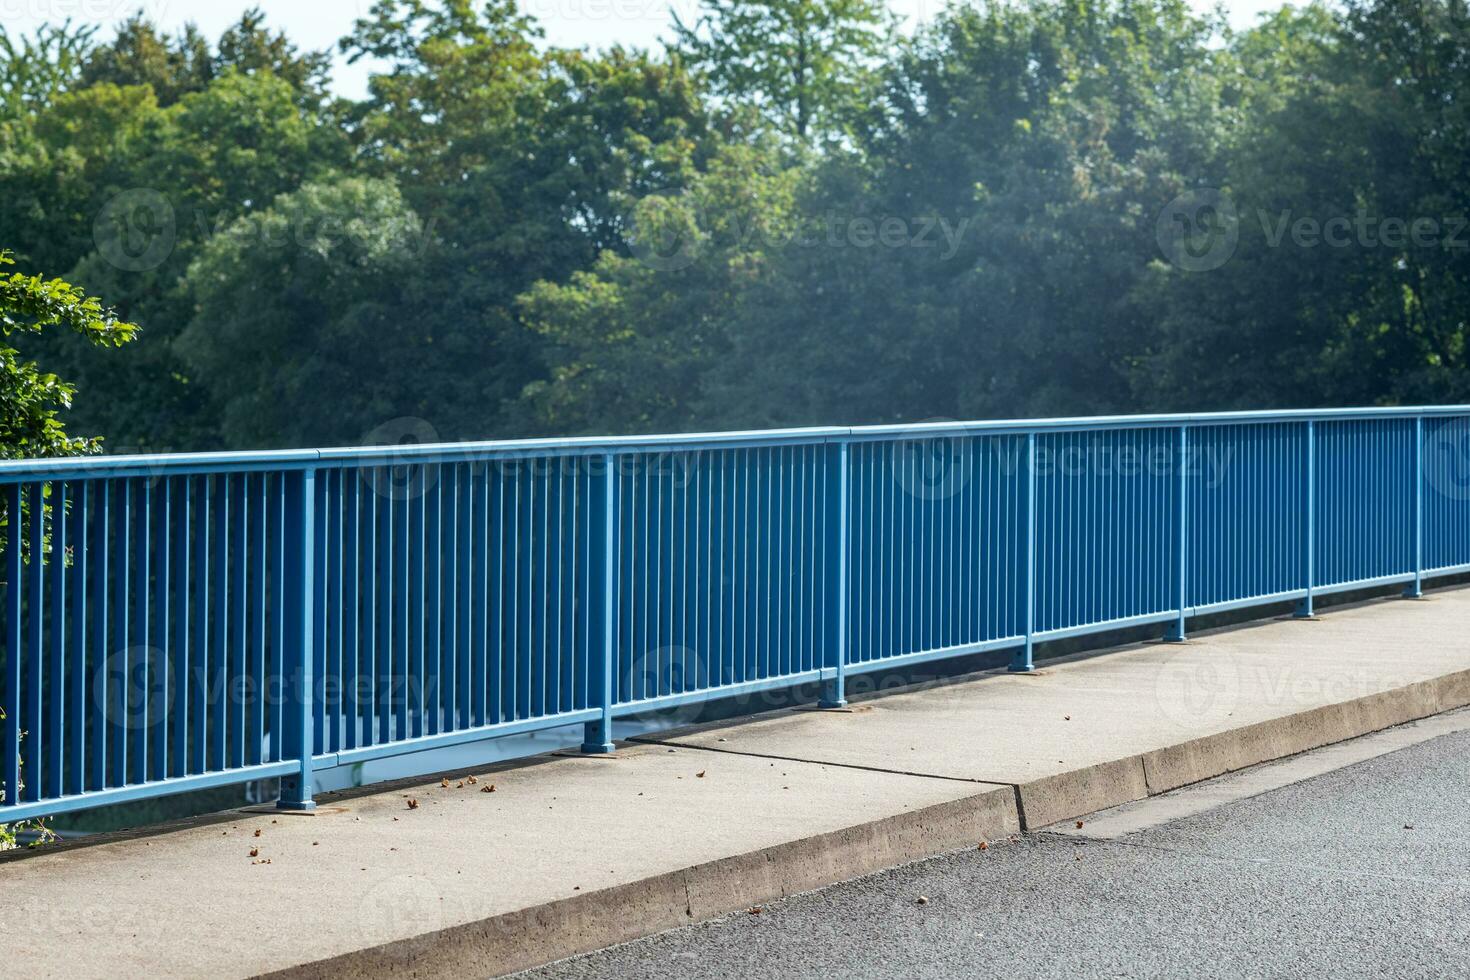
[317,711,603,769]
[846,637,1023,676]
[0,761,299,824]
[611,671,827,717]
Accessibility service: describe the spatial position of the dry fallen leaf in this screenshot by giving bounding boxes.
[441,778,450,789]
[249,847,259,857]
[1075,820,1084,829]
[746,907,762,915]
[916,896,929,906]
[253,828,262,838]
[696,771,706,779]
[481,784,495,794]
[407,798,419,810]
[978,841,989,851]
[467,775,478,784]
[456,781,464,789]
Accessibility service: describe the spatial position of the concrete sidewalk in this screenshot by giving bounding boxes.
[5,587,1470,979]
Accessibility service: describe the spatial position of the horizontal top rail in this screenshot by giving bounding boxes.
[2,405,1468,482]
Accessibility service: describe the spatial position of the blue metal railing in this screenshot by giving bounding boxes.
[4,407,1470,822]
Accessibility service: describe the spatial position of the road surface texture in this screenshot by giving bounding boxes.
[523,718,1470,979]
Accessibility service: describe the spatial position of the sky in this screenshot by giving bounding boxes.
[9,0,1298,101]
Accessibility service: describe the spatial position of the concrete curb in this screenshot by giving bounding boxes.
[256,666,1470,979]
[258,786,1019,980]
[1014,667,1470,828]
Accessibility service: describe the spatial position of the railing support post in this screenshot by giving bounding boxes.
[1405,416,1424,598]
[1166,426,1189,642]
[278,468,317,810]
[820,440,850,708]
[582,453,618,753]
[1011,433,1037,672]
[1295,420,1316,619]
[3,486,21,808]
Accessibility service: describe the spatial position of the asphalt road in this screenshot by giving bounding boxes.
[521,725,1470,979]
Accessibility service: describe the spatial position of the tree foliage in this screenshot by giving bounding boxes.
[672,0,892,142]
[1,0,1468,459]
[0,249,136,457]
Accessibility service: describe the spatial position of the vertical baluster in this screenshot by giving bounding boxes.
[490,461,503,725]
[327,470,343,751]
[1011,433,1038,672]
[395,473,410,740]
[194,478,210,773]
[410,467,426,738]
[211,476,228,770]
[472,463,487,728]
[313,475,327,759]
[1167,427,1189,642]
[820,440,850,708]
[110,481,129,788]
[581,452,617,754]
[378,469,393,744]
[1406,416,1424,598]
[250,474,267,765]
[92,483,110,790]
[371,472,385,743]
[151,481,168,782]
[131,482,149,785]
[1297,421,1317,618]
[538,460,550,717]
[343,473,359,750]
[424,464,441,736]
[70,483,89,795]
[231,476,247,769]
[458,464,473,729]
[3,485,21,808]
[173,479,190,778]
[23,484,44,800]
[47,483,66,798]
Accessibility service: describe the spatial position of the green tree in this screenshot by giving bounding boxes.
[76,14,214,107]
[517,143,800,433]
[672,0,892,143]
[79,9,332,108]
[337,0,714,442]
[0,249,136,457]
[0,22,96,121]
[176,176,430,447]
[1130,0,1470,411]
